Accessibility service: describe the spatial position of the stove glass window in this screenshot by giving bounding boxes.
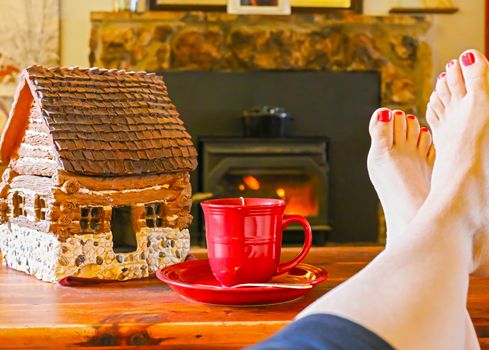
[218,168,319,217]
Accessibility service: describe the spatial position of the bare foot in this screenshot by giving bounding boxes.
[427,49,489,277]
[367,108,434,247]
[368,107,479,349]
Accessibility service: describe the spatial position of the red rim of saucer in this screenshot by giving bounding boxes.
[156,259,328,292]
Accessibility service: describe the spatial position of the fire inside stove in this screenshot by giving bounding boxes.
[219,170,319,217]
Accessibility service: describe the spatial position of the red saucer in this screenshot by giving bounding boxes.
[156,259,328,306]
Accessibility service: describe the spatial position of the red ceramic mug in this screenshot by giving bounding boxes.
[201,198,313,287]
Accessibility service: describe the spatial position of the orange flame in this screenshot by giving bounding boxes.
[243,176,260,190]
[236,177,318,217]
[276,188,285,199]
[280,184,318,217]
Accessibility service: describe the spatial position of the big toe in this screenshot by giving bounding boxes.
[369,108,393,150]
[459,49,489,93]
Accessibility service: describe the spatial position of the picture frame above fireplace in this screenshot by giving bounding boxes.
[148,0,361,11]
[227,0,291,15]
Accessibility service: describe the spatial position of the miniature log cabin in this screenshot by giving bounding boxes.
[0,66,197,282]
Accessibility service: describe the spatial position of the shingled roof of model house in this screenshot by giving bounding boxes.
[0,66,197,176]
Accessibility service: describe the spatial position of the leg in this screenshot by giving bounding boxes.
[430,66,482,350]
[298,49,489,349]
[465,309,481,350]
[298,191,472,349]
[367,107,479,349]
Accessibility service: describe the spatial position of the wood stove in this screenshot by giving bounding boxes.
[197,137,330,245]
[161,70,380,244]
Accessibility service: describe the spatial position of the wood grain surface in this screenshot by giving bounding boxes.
[0,246,487,349]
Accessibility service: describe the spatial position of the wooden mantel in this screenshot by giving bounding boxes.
[0,246,488,349]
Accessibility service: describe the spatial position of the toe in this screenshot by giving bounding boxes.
[435,72,451,107]
[369,108,394,149]
[428,92,445,120]
[446,59,467,98]
[406,114,421,145]
[417,126,432,157]
[426,104,440,128]
[427,145,436,166]
[393,110,407,145]
[459,49,489,94]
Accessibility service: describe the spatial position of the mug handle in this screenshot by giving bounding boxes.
[275,215,313,275]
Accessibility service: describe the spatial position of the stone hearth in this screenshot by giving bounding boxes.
[90,11,432,114]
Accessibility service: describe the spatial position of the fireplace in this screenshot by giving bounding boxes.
[198,137,329,245]
[91,11,433,244]
[160,70,380,244]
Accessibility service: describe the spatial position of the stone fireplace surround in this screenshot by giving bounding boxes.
[90,11,432,114]
[90,11,433,243]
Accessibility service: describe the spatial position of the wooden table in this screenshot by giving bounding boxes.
[1,246,488,349]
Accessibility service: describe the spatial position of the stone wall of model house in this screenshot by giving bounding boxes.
[1,168,191,281]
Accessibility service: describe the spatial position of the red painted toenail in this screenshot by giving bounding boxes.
[461,52,476,66]
[394,110,404,116]
[377,110,391,122]
[447,60,456,69]
[421,127,429,132]
[438,72,446,79]
[407,114,416,120]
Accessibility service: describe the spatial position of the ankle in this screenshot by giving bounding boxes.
[471,229,489,275]
[413,193,480,255]
[428,171,485,228]
[388,221,474,275]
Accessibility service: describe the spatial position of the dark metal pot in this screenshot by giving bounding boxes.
[242,106,291,138]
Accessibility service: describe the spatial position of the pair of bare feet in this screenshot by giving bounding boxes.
[368,49,489,349]
[368,49,489,276]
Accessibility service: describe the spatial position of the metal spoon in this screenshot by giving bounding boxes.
[229,283,313,289]
[192,282,313,290]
